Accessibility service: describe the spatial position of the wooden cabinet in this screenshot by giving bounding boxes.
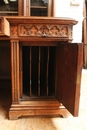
[0,1,83,120]
[0,0,54,16]
[17,42,82,118]
[0,17,83,120]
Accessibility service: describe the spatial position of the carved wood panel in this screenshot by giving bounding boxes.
[10,24,72,38]
[19,24,70,37]
[10,24,18,36]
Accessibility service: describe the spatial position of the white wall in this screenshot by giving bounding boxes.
[54,0,84,43]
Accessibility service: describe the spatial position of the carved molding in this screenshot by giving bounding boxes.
[19,24,69,37]
[10,24,73,38]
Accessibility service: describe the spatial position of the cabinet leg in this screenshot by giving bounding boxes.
[57,108,71,118]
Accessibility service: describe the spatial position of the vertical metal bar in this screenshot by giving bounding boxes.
[46,46,49,96]
[38,46,40,96]
[30,46,32,96]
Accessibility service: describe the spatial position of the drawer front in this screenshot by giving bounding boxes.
[18,24,70,37]
[10,24,73,42]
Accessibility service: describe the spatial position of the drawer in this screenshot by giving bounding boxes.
[9,17,77,42]
[10,23,73,42]
[19,24,71,38]
[0,17,10,36]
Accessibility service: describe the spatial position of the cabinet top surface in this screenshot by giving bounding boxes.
[0,16,77,42]
[0,16,78,25]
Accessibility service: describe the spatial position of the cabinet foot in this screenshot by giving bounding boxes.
[9,108,70,120]
[9,111,21,120]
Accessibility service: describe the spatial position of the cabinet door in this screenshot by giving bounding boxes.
[23,0,53,16]
[56,43,83,116]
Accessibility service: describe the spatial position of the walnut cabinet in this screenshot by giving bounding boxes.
[0,0,83,120]
[0,17,83,119]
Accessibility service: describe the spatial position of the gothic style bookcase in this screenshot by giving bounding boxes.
[0,1,83,120]
[0,16,83,119]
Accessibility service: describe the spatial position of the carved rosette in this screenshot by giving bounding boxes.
[18,24,70,37]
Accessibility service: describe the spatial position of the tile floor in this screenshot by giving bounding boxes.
[0,69,87,130]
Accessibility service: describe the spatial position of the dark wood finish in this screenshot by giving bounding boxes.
[0,17,10,80]
[56,43,83,116]
[0,17,83,120]
[0,41,11,80]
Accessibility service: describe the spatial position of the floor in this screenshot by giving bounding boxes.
[0,69,87,130]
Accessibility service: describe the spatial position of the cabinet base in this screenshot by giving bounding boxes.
[9,108,69,120]
[9,100,69,120]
